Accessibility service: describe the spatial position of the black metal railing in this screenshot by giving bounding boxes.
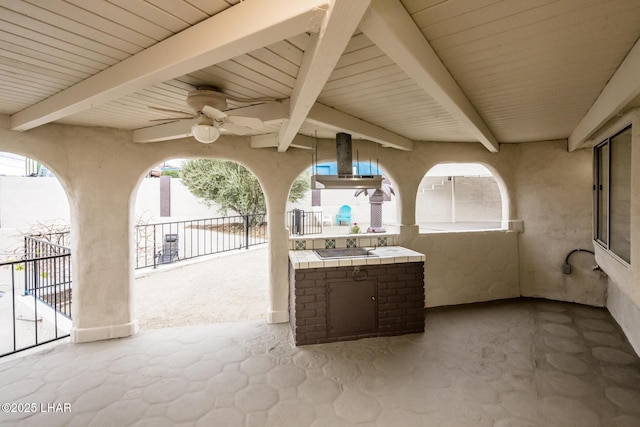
[23,236,72,318]
[1,238,72,358]
[135,213,268,269]
[286,209,323,236]
[27,231,71,248]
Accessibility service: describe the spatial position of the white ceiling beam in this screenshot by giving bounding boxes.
[250,134,279,148]
[568,38,640,151]
[251,133,315,149]
[11,0,328,131]
[307,102,413,151]
[134,102,289,143]
[359,0,499,153]
[277,0,372,152]
[133,120,194,143]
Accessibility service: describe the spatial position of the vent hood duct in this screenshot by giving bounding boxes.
[311,133,383,190]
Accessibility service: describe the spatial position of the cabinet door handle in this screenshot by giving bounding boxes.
[352,267,368,280]
[371,296,376,301]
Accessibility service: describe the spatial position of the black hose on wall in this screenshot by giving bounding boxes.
[563,249,596,274]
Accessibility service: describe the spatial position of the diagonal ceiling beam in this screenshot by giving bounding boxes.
[306,102,413,151]
[11,0,328,131]
[277,0,372,152]
[568,37,640,151]
[359,0,499,153]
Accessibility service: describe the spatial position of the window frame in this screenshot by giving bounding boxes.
[593,124,631,264]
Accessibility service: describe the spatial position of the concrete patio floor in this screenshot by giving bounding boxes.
[1,298,639,426]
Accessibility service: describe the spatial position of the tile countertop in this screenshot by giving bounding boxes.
[289,246,425,269]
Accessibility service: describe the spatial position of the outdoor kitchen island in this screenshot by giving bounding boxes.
[289,246,425,345]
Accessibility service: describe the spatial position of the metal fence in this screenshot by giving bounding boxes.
[286,209,323,236]
[27,231,71,248]
[0,237,72,358]
[23,236,72,318]
[135,213,268,269]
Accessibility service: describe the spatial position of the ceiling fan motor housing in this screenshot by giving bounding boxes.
[186,89,228,113]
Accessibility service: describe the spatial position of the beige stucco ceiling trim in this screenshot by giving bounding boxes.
[359,0,499,153]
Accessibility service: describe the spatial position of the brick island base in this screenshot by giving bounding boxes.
[289,261,425,345]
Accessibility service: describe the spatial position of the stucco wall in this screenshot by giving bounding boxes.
[411,231,520,307]
[0,176,225,230]
[0,177,69,229]
[1,114,636,354]
[0,162,498,238]
[511,142,608,306]
[135,177,225,221]
[391,140,605,310]
[0,176,227,256]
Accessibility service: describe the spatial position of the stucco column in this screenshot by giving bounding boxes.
[395,177,420,246]
[69,179,138,342]
[0,122,140,343]
[262,182,291,323]
[241,143,313,324]
[58,130,140,342]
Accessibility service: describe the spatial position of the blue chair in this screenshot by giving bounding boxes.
[336,205,351,225]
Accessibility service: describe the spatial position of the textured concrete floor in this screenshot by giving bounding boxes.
[0,298,639,426]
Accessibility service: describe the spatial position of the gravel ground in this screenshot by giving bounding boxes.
[134,246,269,330]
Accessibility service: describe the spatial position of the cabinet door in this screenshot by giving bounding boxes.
[328,279,376,337]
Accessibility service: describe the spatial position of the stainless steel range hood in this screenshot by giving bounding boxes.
[311,133,382,190]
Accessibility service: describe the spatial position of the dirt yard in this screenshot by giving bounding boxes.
[134,246,269,330]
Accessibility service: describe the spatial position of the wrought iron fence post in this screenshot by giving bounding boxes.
[23,236,28,295]
[153,224,158,269]
[244,215,250,249]
[293,208,302,235]
[33,252,39,296]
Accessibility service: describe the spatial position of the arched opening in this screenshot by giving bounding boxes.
[0,152,73,356]
[132,157,270,330]
[416,163,506,232]
[288,161,398,236]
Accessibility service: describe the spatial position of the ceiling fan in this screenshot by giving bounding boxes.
[149,88,268,143]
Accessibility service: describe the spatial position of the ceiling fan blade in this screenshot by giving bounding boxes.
[202,105,227,120]
[148,106,194,116]
[220,122,254,135]
[150,117,194,122]
[227,115,263,129]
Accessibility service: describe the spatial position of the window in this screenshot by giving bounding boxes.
[594,126,631,263]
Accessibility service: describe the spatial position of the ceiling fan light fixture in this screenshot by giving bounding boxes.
[191,122,220,143]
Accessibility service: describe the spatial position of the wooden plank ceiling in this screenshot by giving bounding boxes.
[0,0,639,152]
